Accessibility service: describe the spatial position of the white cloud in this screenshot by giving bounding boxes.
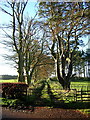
[0,63,18,75]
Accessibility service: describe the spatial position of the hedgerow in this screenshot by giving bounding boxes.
[0,82,28,98]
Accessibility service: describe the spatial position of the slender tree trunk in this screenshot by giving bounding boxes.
[55,59,58,77]
[18,52,25,82]
[28,64,37,85]
[55,58,65,89]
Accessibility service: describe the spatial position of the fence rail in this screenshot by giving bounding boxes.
[27,88,90,102]
[75,89,90,102]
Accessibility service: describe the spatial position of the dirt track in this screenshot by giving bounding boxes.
[1,106,90,120]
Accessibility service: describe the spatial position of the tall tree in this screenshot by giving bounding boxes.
[23,22,46,85]
[38,2,90,89]
[0,0,44,84]
[0,1,49,85]
[0,1,28,82]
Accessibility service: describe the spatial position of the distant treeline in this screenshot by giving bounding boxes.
[0,75,18,80]
[71,77,90,82]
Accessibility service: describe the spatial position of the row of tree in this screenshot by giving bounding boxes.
[0,75,17,80]
[0,1,90,89]
[0,1,54,85]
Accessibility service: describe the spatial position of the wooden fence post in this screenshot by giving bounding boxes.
[87,86,88,92]
[75,90,77,102]
[81,88,83,101]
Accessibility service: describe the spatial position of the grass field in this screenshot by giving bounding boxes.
[0,79,18,83]
[0,78,90,90]
[0,78,90,114]
[71,81,90,91]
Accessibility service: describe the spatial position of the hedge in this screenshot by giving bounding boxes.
[0,82,29,98]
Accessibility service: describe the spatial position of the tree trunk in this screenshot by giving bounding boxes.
[63,80,70,90]
[55,58,70,90]
[18,53,25,82]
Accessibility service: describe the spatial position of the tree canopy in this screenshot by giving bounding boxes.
[0,1,90,89]
[38,2,90,89]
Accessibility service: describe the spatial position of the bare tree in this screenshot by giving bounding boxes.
[0,1,49,85]
[0,1,28,82]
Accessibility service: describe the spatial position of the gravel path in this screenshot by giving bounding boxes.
[1,106,90,120]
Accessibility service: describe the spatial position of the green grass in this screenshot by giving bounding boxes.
[79,109,90,115]
[0,79,18,83]
[71,81,90,91]
[0,78,90,115]
[47,79,90,91]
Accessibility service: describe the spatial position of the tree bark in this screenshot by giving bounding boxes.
[18,52,25,82]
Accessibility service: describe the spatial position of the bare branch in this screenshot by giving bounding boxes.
[0,7,12,16]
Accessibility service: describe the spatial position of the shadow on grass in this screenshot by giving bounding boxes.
[21,96,90,110]
[64,101,90,109]
[1,80,90,112]
[25,81,90,110]
[52,101,90,109]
